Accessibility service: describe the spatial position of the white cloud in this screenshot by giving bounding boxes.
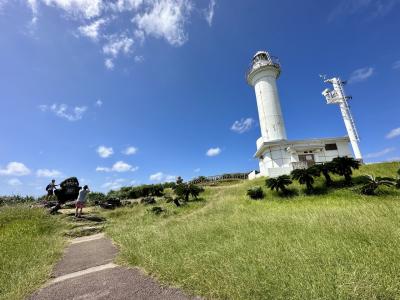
[122,146,138,155]
[0,162,31,176]
[134,0,192,46]
[134,55,144,63]
[365,147,396,158]
[36,169,62,177]
[149,172,176,182]
[231,118,255,134]
[39,103,88,121]
[97,145,113,158]
[3,1,214,69]
[101,178,125,190]
[8,178,22,186]
[194,168,200,173]
[103,35,134,57]
[348,67,374,83]
[206,147,221,157]
[328,0,400,21]
[104,58,114,70]
[95,99,103,107]
[96,161,138,173]
[78,18,107,41]
[109,0,143,12]
[205,0,216,26]
[40,0,103,19]
[393,60,400,70]
[386,127,400,139]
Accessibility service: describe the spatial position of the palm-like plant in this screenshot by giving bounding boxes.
[266,175,292,195]
[310,162,334,186]
[291,168,317,193]
[361,175,395,195]
[331,156,361,185]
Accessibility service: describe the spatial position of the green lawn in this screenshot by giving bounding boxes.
[101,162,400,299]
[0,206,66,300]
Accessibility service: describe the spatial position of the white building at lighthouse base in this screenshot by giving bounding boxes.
[248,136,352,179]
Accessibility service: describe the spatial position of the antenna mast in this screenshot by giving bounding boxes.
[322,77,362,160]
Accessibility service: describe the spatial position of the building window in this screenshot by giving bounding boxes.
[325,143,338,151]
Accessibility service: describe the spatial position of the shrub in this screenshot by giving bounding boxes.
[331,156,361,185]
[86,192,107,205]
[0,196,36,206]
[141,197,156,205]
[291,168,318,193]
[247,187,264,200]
[173,179,205,202]
[360,175,396,195]
[266,175,292,196]
[149,206,164,215]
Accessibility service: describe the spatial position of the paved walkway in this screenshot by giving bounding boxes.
[29,233,197,300]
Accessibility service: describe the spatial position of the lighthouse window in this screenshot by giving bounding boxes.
[325,143,338,151]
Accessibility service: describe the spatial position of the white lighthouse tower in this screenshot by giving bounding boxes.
[247,51,287,142]
[247,51,354,179]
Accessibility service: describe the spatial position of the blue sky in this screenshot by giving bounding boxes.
[0,0,399,195]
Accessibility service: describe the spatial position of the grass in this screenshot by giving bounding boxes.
[100,162,400,299]
[0,206,66,300]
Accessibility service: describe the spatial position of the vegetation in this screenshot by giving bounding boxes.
[360,175,396,195]
[246,186,264,199]
[173,182,205,202]
[107,183,175,200]
[331,156,361,185]
[310,162,334,186]
[291,168,317,193]
[265,175,292,195]
[0,206,66,300]
[100,162,400,300]
[0,195,35,206]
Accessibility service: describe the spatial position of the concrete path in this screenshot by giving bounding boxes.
[29,233,197,300]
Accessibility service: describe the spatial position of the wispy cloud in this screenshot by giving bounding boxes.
[365,147,396,158]
[97,146,113,158]
[386,127,400,139]
[149,172,176,182]
[0,1,215,69]
[39,103,88,121]
[78,18,107,41]
[8,178,23,186]
[393,60,400,70]
[231,118,255,134]
[194,168,200,173]
[96,161,138,173]
[206,147,221,157]
[0,162,31,176]
[328,0,400,21]
[348,67,374,83]
[95,99,103,107]
[205,0,216,26]
[101,178,126,190]
[122,146,138,155]
[36,169,62,178]
[133,0,192,47]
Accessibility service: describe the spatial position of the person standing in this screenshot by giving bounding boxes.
[45,179,58,201]
[75,185,90,217]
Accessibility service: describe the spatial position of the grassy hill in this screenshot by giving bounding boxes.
[101,162,400,299]
[0,207,66,300]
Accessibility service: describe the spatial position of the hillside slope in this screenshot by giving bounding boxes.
[103,162,400,299]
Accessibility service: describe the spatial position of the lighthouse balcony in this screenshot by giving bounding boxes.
[246,54,281,81]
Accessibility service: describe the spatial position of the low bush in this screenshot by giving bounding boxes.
[0,195,36,206]
[247,187,264,200]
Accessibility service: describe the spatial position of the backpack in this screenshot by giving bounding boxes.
[46,184,52,191]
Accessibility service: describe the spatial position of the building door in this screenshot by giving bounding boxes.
[298,154,315,167]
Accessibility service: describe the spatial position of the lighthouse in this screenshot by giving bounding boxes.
[246,51,287,142]
[247,51,354,179]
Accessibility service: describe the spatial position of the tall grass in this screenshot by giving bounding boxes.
[103,162,400,299]
[0,206,66,300]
